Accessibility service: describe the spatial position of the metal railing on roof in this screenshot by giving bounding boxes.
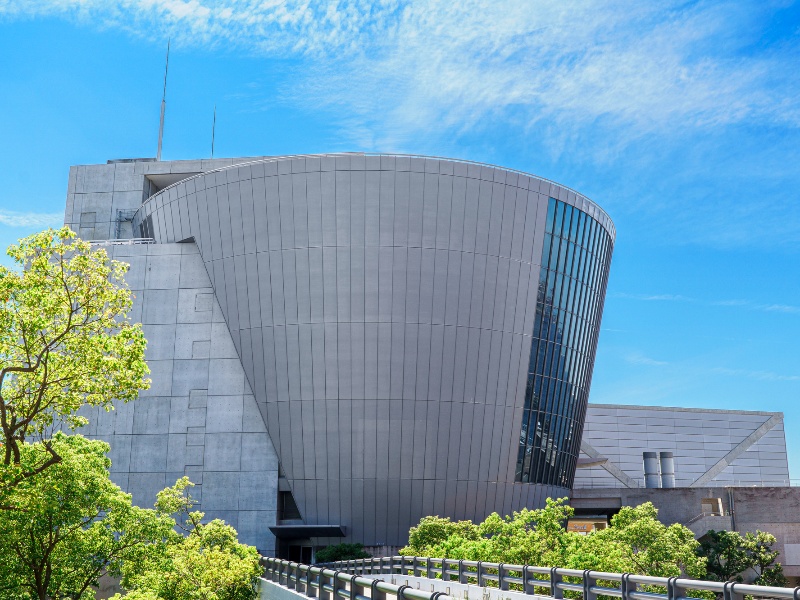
[307,555,800,600]
[574,479,800,489]
[89,238,155,246]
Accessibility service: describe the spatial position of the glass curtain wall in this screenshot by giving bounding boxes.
[515,198,613,488]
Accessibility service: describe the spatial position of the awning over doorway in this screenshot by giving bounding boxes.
[269,525,345,539]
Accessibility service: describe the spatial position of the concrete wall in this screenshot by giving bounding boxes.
[76,241,280,555]
[576,404,790,488]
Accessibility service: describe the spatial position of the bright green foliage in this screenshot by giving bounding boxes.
[745,531,787,587]
[0,437,260,600]
[402,515,481,558]
[0,228,148,498]
[569,503,706,578]
[0,433,174,600]
[402,499,706,579]
[402,498,578,567]
[315,543,371,563]
[119,477,262,600]
[699,530,787,586]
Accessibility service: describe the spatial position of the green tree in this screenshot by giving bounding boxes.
[401,515,481,558]
[572,503,706,578]
[315,543,371,564]
[402,500,706,581]
[401,498,577,567]
[699,530,753,583]
[744,531,787,587]
[0,228,148,500]
[119,477,262,600]
[699,530,787,587]
[0,433,174,600]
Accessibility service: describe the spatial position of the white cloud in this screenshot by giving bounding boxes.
[0,210,63,228]
[611,292,693,302]
[625,353,668,367]
[1,0,798,149]
[760,304,800,315]
[712,368,800,382]
[612,294,800,316]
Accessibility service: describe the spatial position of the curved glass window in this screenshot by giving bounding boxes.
[515,198,613,488]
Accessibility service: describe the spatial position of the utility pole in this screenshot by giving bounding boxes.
[211,104,216,158]
[156,39,170,161]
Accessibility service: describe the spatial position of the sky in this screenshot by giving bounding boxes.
[0,0,798,478]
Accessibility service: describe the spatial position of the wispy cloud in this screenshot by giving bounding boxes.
[626,353,669,367]
[710,299,751,307]
[1,0,798,150]
[611,292,693,302]
[0,210,63,228]
[712,368,800,382]
[613,293,800,316]
[760,304,800,315]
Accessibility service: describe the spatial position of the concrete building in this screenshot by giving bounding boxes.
[64,153,615,557]
[572,404,799,582]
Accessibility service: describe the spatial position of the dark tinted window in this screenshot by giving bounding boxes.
[515,199,613,487]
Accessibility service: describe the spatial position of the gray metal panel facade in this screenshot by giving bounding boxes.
[125,154,614,547]
[577,404,790,489]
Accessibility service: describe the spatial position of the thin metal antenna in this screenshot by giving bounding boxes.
[156,38,170,161]
[211,104,216,158]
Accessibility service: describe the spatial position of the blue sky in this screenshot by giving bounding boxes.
[0,1,798,477]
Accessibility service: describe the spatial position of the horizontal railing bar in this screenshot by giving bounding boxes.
[628,592,668,600]
[559,569,587,577]
[589,585,623,597]
[626,574,669,585]
[590,572,625,581]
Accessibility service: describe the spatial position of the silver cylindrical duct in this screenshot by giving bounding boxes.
[660,451,675,488]
[643,452,661,488]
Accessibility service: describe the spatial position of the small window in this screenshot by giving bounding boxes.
[702,498,724,516]
[278,491,302,521]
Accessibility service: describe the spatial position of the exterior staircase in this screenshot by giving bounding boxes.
[683,512,733,538]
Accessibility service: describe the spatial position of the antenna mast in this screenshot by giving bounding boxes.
[156,38,170,161]
[211,104,217,158]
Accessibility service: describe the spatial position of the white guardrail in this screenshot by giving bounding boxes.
[262,556,800,600]
[89,238,155,246]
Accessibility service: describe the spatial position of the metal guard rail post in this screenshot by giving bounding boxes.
[261,557,457,600]
[310,556,800,600]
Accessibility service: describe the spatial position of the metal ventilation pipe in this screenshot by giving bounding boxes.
[643,452,661,488]
[660,452,675,488]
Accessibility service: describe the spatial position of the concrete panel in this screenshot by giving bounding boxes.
[142,289,179,324]
[202,472,241,510]
[204,433,243,472]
